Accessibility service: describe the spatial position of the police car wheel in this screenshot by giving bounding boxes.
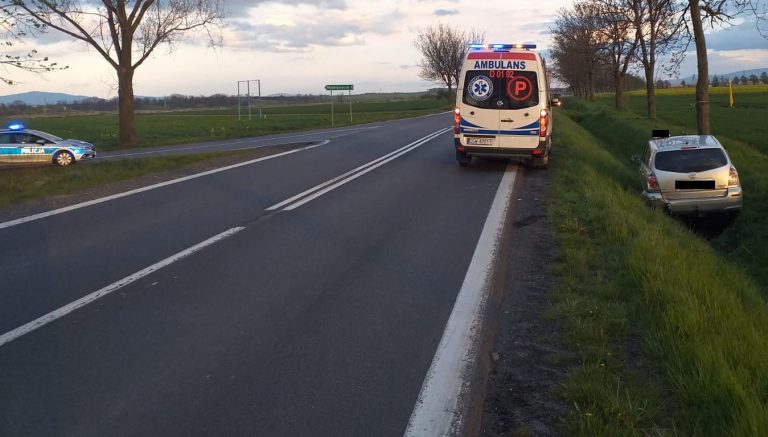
[54,151,74,166]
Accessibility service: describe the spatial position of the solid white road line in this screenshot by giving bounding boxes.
[0,142,324,231]
[103,126,378,158]
[404,164,519,437]
[0,227,245,348]
[267,128,450,211]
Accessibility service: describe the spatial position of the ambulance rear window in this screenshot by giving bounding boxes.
[462,70,539,110]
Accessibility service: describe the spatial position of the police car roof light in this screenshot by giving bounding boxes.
[6,121,25,130]
[470,43,537,51]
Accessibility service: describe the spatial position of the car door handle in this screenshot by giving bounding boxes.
[501,118,514,122]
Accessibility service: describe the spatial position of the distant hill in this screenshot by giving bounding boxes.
[672,68,768,85]
[0,91,96,105]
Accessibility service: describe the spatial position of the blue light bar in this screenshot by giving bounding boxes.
[6,121,25,130]
[469,43,537,50]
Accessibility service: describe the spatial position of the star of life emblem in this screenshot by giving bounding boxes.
[468,75,493,101]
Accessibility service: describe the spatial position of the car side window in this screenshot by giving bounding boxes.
[642,143,651,167]
[14,133,47,144]
[0,133,12,144]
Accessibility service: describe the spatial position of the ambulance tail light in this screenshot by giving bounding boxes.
[454,107,461,134]
[539,109,549,139]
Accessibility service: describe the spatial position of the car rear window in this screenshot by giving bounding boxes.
[654,148,728,173]
[462,70,539,110]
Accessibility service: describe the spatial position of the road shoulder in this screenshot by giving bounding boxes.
[479,165,570,436]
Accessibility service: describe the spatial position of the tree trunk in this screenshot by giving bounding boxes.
[615,71,625,110]
[689,0,710,134]
[645,65,657,119]
[117,67,137,147]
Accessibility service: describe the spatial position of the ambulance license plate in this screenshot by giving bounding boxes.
[467,137,494,146]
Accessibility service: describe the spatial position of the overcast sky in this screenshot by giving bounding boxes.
[2,0,767,98]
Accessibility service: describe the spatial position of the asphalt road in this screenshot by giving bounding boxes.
[0,113,518,436]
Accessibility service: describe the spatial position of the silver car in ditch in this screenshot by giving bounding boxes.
[638,133,742,216]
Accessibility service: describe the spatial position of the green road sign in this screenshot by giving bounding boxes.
[325,84,354,91]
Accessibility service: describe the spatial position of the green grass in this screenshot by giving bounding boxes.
[0,151,252,208]
[596,85,768,154]
[550,96,768,435]
[12,98,452,151]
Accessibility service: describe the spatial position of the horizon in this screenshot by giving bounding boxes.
[1,1,766,99]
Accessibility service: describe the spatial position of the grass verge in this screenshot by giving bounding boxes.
[0,149,261,209]
[550,112,768,435]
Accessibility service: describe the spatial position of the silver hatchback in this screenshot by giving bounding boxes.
[638,133,742,216]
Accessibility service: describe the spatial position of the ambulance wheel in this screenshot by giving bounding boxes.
[457,152,471,167]
[529,153,549,169]
[54,151,75,167]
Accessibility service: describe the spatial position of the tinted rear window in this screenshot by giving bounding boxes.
[654,148,728,173]
[462,70,539,110]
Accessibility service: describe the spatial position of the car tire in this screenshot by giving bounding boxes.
[457,151,471,167]
[53,151,75,167]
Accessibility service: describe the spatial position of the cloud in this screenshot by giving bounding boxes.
[706,18,768,51]
[226,21,366,52]
[434,9,459,16]
[224,6,402,51]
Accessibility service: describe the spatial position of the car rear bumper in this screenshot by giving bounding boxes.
[641,188,743,215]
[455,137,548,159]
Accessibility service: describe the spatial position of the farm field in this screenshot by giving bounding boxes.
[550,87,768,435]
[12,98,451,151]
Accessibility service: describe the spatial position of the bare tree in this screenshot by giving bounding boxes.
[550,2,603,99]
[9,0,224,147]
[633,0,685,119]
[0,4,65,85]
[595,0,640,109]
[414,24,483,99]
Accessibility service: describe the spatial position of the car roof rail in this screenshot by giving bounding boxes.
[652,129,670,138]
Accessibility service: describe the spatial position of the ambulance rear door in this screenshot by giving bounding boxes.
[495,52,541,149]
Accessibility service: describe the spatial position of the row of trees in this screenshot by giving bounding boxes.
[550,0,683,118]
[710,72,768,86]
[550,0,767,133]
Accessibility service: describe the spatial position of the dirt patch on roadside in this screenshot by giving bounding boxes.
[0,142,310,223]
[479,165,570,437]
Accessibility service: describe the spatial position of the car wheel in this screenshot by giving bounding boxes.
[457,151,471,167]
[54,151,74,166]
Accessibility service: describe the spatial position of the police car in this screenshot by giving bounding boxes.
[0,122,96,166]
[454,43,552,168]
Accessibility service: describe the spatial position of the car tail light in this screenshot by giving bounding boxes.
[539,109,548,138]
[454,107,461,134]
[728,166,740,186]
[647,174,659,191]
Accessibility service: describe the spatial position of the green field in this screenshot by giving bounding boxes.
[551,86,768,435]
[14,98,452,151]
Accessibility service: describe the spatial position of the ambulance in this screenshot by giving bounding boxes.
[454,43,552,168]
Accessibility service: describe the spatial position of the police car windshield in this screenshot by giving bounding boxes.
[462,70,539,110]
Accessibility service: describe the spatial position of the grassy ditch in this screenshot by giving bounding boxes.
[562,97,768,294]
[550,111,768,435]
[10,98,451,151]
[0,150,257,209]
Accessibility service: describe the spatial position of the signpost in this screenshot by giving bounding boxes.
[324,84,354,127]
[238,80,262,121]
